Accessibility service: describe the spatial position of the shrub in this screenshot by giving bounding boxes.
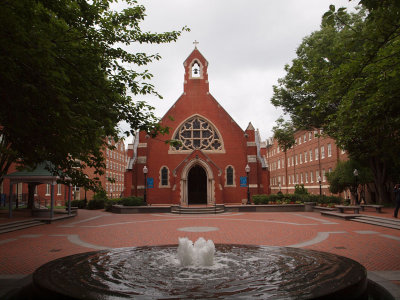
[70,199,86,208]
[252,194,269,205]
[104,198,122,212]
[92,190,107,201]
[121,196,144,206]
[294,184,309,195]
[87,198,105,210]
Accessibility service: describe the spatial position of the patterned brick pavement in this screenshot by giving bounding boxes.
[1,209,400,276]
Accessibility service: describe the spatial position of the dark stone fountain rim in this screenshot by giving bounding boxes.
[32,244,368,300]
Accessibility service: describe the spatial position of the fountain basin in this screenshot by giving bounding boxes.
[31,245,368,299]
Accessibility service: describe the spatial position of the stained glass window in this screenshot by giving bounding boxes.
[226,166,234,185]
[161,167,168,186]
[172,116,223,151]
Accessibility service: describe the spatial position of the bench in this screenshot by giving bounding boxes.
[360,204,384,213]
[335,205,361,214]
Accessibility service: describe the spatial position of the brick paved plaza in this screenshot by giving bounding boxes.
[1,208,400,297]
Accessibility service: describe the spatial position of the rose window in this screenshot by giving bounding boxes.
[173,116,223,151]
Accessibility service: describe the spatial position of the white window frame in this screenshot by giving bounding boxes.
[328,144,332,157]
[321,146,325,159]
[57,184,62,195]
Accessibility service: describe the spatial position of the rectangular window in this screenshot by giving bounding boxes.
[282,176,285,185]
[329,167,332,173]
[57,184,62,195]
[288,176,291,184]
[296,174,299,184]
[295,155,298,165]
[316,170,320,182]
[298,137,301,145]
[292,175,295,184]
[323,169,326,182]
[305,173,308,183]
[315,148,319,160]
[291,156,294,166]
[310,171,313,183]
[278,160,280,169]
[309,132,312,140]
[304,151,307,163]
[282,158,284,168]
[321,146,325,159]
[303,134,306,143]
[328,144,332,157]
[300,173,303,183]
[299,153,303,164]
[277,146,280,153]
[46,184,50,196]
[34,186,38,195]
[287,158,290,167]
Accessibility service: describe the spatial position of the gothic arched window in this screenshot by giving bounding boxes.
[172,116,223,152]
[226,166,234,186]
[161,167,168,186]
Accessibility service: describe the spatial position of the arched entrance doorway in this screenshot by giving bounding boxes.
[188,165,207,205]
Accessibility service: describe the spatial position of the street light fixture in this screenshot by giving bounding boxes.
[245,164,250,205]
[143,166,148,205]
[317,175,322,196]
[353,169,359,205]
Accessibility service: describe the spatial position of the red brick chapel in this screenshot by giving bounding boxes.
[124,47,270,205]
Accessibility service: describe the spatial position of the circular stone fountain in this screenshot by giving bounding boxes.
[31,240,368,299]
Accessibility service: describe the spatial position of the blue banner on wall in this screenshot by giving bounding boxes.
[147,178,154,188]
[240,176,247,187]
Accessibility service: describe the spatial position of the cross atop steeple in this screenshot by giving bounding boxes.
[193,40,199,48]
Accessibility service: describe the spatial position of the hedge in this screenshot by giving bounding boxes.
[252,194,342,205]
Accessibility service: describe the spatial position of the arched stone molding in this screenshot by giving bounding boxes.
[224,165,236,187]
[180,158,215,206]
[188,59,205,79]
[169,114,225,154]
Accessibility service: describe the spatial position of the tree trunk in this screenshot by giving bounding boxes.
[369,157,389,204]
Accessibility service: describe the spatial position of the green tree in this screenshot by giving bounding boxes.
[0,0,188,190]
[271,2,400,203]
[327,159,373,202]
[272,118,296,193]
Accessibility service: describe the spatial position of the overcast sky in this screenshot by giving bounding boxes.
[120,0,356,145]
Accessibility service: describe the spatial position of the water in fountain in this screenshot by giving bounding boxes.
[30,239,370,299]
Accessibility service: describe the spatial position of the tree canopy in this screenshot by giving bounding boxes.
[0,0,188,190]
[271,0,400,203]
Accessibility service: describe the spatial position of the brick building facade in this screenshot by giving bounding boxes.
[124,47,269,205]
[266,129,349,198]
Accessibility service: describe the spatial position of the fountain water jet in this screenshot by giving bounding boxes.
[177,237,215,266]
[27,238,374,299]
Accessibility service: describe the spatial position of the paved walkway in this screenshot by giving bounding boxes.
[1,208,400,296]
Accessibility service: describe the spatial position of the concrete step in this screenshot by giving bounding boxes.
[171,205,225,214]
[352,218,400,230]
[0,219,41,230]
[0,221,44,234]
[356,215,400,224]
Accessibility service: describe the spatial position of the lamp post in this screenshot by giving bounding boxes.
[318,175,322,196]
[143,166,148,205]
[245,164,250,205]
[353,169,359,205]
[84,175,88,208]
